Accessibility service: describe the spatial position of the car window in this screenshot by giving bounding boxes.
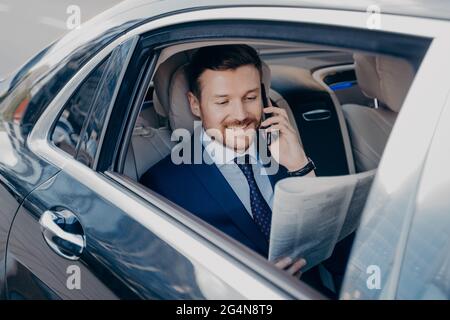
[119,44,425,300]
[76,38,137,167]
[51,37,137,164]
[100,17,430,300]
[51,57,109,157]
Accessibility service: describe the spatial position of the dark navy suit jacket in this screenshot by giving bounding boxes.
[140,143,289,257]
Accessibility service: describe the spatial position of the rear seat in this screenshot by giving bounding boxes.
[342,54,415,172]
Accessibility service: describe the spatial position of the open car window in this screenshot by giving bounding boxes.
[94,18,429,300]
[117,46,418,300]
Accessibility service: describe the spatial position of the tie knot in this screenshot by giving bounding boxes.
[234,154,252,165]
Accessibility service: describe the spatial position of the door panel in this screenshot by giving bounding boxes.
[6,173,120,299]
[4,36,145,299]
[6,170,246,299]
[0,180,21,299]
[0,123,61,299]
[395,92,450,299]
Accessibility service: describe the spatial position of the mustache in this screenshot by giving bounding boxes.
[223,117,260,129]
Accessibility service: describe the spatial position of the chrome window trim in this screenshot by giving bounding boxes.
[28,6,450,299]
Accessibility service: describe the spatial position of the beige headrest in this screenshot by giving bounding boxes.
[153,51,191,119]
[167,64,199,132]
[153,51,271,132]
[354,53,415,113]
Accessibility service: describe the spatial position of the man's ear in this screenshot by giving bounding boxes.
[187,91,201,118]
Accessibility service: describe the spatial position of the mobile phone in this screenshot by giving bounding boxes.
[260,83,272,146]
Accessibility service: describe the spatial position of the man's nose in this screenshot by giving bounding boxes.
[231,101,248,121]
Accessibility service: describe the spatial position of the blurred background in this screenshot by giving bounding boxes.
[0,0,123,77]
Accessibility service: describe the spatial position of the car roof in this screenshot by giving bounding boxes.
[46,0,449,70]
[15,0,450,82]
[8,0,449,90]
[104,0,450,24]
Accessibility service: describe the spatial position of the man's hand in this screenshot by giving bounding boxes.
[274,257,307,278]
[261,103,314,175]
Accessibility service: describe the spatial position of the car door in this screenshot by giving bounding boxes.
[394,92,450,300]
[338,15,450,299]
[5,36,141,299]
[4,32,308,300]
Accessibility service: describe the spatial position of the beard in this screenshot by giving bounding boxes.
[222,116,262,152]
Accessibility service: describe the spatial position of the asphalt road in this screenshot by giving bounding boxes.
[0,0,123,77]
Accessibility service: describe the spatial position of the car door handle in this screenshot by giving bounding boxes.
[39,210,86,261]
[302,109,331,121]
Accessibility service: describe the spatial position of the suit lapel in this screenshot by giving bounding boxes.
[188,158,269,256]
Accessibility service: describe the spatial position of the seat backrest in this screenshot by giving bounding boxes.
[342,53,414,172]
[123,98,176,181]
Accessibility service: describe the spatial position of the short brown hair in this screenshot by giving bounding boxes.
[187,44,262,99]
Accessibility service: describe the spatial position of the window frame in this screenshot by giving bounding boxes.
[48,36,139,167]
[102,19,432,298]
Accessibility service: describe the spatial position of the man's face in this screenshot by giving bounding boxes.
[188,65,263,153]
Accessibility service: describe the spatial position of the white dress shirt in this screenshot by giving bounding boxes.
[201,128,274,218]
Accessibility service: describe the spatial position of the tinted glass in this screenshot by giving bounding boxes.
[51,58,109,156]
[77,38,136,167]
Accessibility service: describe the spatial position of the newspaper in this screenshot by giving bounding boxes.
[268,170,376,271]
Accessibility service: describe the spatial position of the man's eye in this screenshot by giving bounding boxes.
[216,100,228,105]
[246,96,257,101]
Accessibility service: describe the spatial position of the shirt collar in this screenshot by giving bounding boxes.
[201,127,258,167]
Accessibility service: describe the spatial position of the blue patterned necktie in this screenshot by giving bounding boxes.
[234,155,272,241]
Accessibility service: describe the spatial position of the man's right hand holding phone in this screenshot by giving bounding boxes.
[261,102,314,175]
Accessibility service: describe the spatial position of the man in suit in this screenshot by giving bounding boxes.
[141,45,316,276]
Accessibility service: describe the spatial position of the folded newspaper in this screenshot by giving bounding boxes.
[268,169,376,271]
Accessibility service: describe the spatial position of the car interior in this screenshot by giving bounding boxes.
[120,39,416,298]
